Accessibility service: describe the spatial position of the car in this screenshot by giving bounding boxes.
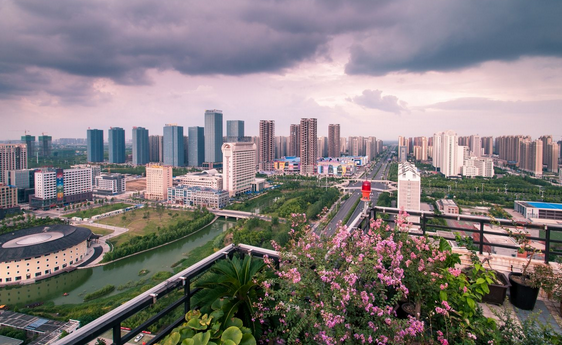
[134,334,144,342]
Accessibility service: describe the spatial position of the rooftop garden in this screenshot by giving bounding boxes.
[158,212,562,345]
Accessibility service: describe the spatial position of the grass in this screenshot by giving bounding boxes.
[79,225,114,237]
[99,209,195,247]
[64,203,133,218]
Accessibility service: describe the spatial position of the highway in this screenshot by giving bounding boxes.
[324,149,394,236]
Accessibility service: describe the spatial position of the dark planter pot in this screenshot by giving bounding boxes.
[396,302,416,319]
[509,272,540,310]
[482,271,511,305]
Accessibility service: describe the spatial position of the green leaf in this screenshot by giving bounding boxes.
[187,317,207,330]
[180,328,196,339]
[210,309,224,320]
[476,278,485,285]
[222,340,237,345]
[466,297,475,309]
[221,326,243,344]
[192,331,211,345]
[164,332,181,345]
[439,290,447,301]
[239,333,256,345]
[182,339,194,345]
[225,317,243,329]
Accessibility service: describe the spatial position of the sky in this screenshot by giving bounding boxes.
[1,0,561,141]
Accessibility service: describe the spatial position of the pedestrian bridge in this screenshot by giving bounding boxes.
[209,209,280,221]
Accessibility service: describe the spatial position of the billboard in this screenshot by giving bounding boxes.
[56,169,64,202]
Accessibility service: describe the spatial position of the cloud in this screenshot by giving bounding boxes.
[345,1,562,76]
[423,97,562,114]
[348,89,408,114]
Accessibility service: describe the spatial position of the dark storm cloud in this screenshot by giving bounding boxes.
[1,0,561,103]
[345,1,562,75]
[348,89,408,114]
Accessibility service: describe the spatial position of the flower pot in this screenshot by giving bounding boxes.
[482,271,510,305]
[396,302,416,319]
[509,272,540,310]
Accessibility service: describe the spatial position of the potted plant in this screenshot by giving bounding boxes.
[507,228,545,310]
[455,233,510,305]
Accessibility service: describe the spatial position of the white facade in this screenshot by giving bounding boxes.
[71,164,102,186]
[222,142,257,197]
[34,168,92,199]
[397,162,421,214]
[167,185,229,209]
[178,170,223,190]
[146,165,173,200]
[95,174,126,194]
[433,130,459,177]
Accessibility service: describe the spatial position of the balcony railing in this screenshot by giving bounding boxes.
[361,206,562,264]
[53,207,562,345]
[52,244,279,345]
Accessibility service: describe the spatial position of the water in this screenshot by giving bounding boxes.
[0,219,234,306]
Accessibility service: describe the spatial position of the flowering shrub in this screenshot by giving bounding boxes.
[255,211,499,344]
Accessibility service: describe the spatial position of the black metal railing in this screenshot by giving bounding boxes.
[362,206,562,264]
[52,244,279,345]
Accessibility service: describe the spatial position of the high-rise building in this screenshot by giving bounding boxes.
[366,136,377,161]
[87,129,104,163]
[289,124,300,157]
[299,118,317,175]
[183,136,189,167]
[274,136,288,159]
[38,135,52,157]
[470,135,481,157]
[481,137,493,156]
[163,124,184,167]
[226,120,244,142]
[433,130,459,177]
[149,135,163,163]
[0,144,28,184]
[318,136,328,158]
[132,127,149,165]
[204,110,223,163]
[0,183,18,210]
[30,168,93,209]
[71,164,101,186]
[519,139,543,176]
[222,142,257,197]
[145,165,173,200]
[546,143,559,172]
[397,162,421,220]
[188,127,205,167]
[328,124,341,158]
[495,135,529,165]
[20,135,35,159]
[108,127,126,164]
[259,120,275,171]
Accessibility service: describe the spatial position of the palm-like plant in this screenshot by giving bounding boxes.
[192,254,266,335]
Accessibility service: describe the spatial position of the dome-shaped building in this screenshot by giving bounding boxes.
[0,224,92,284]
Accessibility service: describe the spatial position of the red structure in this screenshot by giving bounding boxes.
[361,180,371,201]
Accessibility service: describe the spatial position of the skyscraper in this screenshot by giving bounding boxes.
[108,127,126,163]
[204,110,223,163]
[38,135,52,157]
[20,135,35,158]
[259,120,275,171]
[300,118,317,175]
[132,127,149,165]
[222,142,257,197]
[328,124,340,158]
[87,129,104,163]
[163,124,184,167]
[0,144,27,184]
[226,120,244,142]
[433,130,459,177]
[289,124,300,157]
[149,135,163,163]
[188,127,205,167]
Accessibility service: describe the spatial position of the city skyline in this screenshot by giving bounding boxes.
[1,1,561,140]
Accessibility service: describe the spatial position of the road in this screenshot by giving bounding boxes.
[324,149,394,236]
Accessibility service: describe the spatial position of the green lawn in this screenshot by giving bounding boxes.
[64,203,133,218]
[99,209,195,247]
[79,225,114,237]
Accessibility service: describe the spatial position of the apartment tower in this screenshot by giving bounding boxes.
[108,127,126,164]
[289,124,300,157]
[299,118,317,176]
[259,120,275,171]
[163,124,184,167]
[132,127,149,165]
[0,144,28,184]
[188,127,205,167]
[204,110,223,163]
[328,124,341,158]
[222,142,257,197]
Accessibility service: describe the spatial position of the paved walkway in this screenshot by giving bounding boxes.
[72,221,130,267]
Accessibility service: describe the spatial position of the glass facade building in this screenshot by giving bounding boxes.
[204,110,223,163]
[108,127,126,163]
[87,129,104,162]
[163,124,184,167]
[188,126,205,167]
[132,127,149,165]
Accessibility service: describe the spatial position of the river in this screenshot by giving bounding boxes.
[0,219,235,306]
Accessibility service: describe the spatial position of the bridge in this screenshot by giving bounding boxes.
[209,209,281,222]
[339,179,398,192]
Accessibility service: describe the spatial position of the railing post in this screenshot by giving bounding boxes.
[479,221,484,255]
[544,225,550,264]
[113,323,121,344]
[421,213,426,236]
[180,277,190,314]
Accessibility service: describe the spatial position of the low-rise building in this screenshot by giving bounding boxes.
[167,185,229,209]
[514,201,562,221]
[95,173,126,195]
[178,169,223,190]
[461,157,494,177]
[274,156,300,174]
[437,199,459,215]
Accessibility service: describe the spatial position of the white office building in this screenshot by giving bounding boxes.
[222,142,257,197]
[167,185,229,209]
[397,162,421,221]
[95,174,126,195]
[31,168,93,209]
[146,165,173,200]
[178,170,223,190]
